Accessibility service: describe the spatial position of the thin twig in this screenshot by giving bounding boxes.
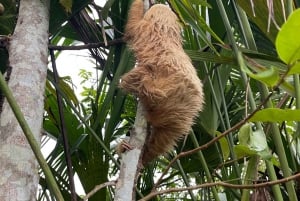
[83,181,116,201]
[141,172,300,201]
[48,39,123,50]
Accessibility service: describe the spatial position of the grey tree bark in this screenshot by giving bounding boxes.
[0,0,50,200]
[115,103,148,201]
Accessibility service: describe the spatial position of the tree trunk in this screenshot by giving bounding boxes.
[0,0,50,200]
[115,103,148,201]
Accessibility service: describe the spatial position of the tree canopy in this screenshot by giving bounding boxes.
[1,0,300,200]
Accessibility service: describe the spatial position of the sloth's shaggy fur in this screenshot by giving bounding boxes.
[119,0,204,164]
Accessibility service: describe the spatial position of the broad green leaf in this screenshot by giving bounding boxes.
[276,9,300,66]
[237,124,271,159]
[256,149,272,160]
[238,123,251,146]
[249,130,271,159]
[249,129,268,152]
[281,80,296,97]
[288,63,300,75]
[234,145,256,158]
[241,64,280,87]
[216,131,230,160]
[249,108,300,122]
[234,145,271,160]
[46,73,79,107]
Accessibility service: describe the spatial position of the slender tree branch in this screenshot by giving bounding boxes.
[141,172,300,201]
[83,181,116,201]
[48,39,124,50]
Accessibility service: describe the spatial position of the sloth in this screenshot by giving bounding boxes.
[119,0,204,165]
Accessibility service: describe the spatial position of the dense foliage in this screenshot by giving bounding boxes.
[1,0,300,200]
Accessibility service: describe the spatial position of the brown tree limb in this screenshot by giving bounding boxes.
[83,181,116,201]
[48,39,124,50]
[140,172,300,201]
